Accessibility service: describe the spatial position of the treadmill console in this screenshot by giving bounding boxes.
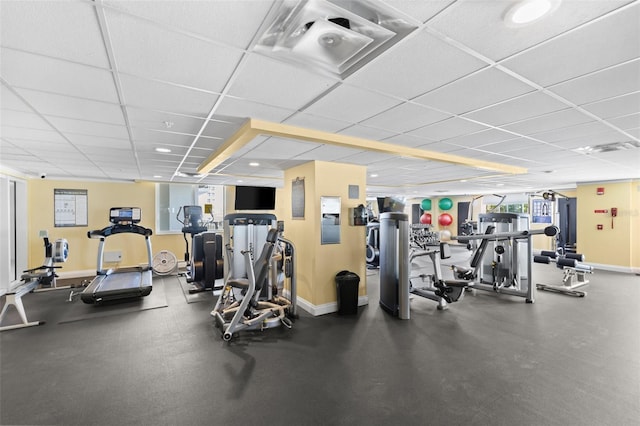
[110,207,141,224]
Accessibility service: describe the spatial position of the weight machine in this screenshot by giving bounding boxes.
[452,213,558,303]
[534,250,593,297]
[378,212,470,318]
[211,214,297,341]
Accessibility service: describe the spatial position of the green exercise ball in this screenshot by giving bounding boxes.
[438,197,453,210]
[421,198,432,211]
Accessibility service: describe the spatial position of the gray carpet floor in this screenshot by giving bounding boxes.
[1,263,639,426]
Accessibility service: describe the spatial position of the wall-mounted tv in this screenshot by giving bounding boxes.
[234,185,276,210]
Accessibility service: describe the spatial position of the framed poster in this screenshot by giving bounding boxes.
[532,199,552,224]
[54,188,88,227]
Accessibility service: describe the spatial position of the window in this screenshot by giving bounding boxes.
[155,183,226,233]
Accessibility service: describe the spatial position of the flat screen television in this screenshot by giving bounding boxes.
[234,186,276,210]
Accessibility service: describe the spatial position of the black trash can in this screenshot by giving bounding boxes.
[335,270,360,315]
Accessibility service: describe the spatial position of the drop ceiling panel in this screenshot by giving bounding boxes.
[66,135,131,150]
[408,117,489,141]
[549,60,640,106]
[0,109,52,130]
[0,87,32,112]
[1,49,119,104]
[414,67,534,115]
[462,92,569,127]
[500,108,594,136]
[105,10,243,93]
[227,54,336,110]
[103,0,274,49]
[339,151,397,166]
[284,113,351,133]
[533,121,614,143]
[44,116,129,140]
[427,0,632,61]
[131,128,199,146]
[0,0,110,68]
[553,131,627,149]
[1,126,67,143]
[303,84,400,123]
[581,92,640,119]
[119,75,218,118]
[348,30,486,99]
[126,107,206,135]
[215,97,296,123]
[246,137,316,160]
[443,128,517,148]
[338,125,397,141]
[382,0,454,23]
[15,88,126,125]
[607,113,640,130]
[501,4,640,86]
[360,102,451,133]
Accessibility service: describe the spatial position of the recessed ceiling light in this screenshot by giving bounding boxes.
[504,0,560,26]
[153,175,162,178]
[370,174,378,178]
[460,179,468,182]
[496,183,505,187]
[237,180,243,183]
[249,162,260,167]
[155,147,171,153]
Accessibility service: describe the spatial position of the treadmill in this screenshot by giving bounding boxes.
[81,207,153,304]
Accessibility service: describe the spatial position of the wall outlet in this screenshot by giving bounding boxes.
[103,251,122,263]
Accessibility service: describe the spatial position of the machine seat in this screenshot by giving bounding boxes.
[443,280,472,288]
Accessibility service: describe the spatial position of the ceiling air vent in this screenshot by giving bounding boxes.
[574,141,640,154]
[255,0,419,79]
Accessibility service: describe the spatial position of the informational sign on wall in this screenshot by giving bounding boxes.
[54,188,88,227]
[532,199,552,224]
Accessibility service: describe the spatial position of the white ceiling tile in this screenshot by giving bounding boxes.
[338,125,397,141]
[104,9,243,93]
[303,85,400,123]
[428,0,633,61]
[552,130,628,149]
[0,109,52,130]
[581,92,640,119]
[15,88,125,125]
[283,113,351,133]
[103,0,274,49]
[44,116,129,140]
[340,151,397,166]
[607,113,640,130]
[382,0,454,23]
[119,75,218,118]
[246,137,316,160]
[500,108,594,136]
[1,126,66,143]
[1,48,119,103]
[408,117,489,141]
[228,54,336,110]
[533,121,613,143]
[414,67,534,114]
[0,0,110,67]
[360,102,451,133]
[348,30,486,99]
[126,107,206,135]
[501,3,640,86]
[549,60,640,106]
[215,97,296,122]
[462,92,569,126]
[0,87,32,112]
[442,128,516,148]
[66,134,131,150]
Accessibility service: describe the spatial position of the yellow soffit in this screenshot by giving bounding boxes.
[197,118,528,176]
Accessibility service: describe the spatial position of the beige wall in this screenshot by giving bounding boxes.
[27,179,185,275]
[282,161,367,310]
[577,180,639,268]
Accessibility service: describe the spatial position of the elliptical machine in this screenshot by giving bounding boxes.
[177,206,223,294]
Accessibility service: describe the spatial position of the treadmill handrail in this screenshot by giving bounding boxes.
[88,223,153,239]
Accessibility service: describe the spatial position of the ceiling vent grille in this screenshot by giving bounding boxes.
[574,141,640,154]
[255,0,418,79]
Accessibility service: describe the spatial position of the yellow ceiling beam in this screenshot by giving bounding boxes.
[197,118,528,176]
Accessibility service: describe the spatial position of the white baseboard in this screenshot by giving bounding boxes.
[588,263,639,274]
[290,292,369,316]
